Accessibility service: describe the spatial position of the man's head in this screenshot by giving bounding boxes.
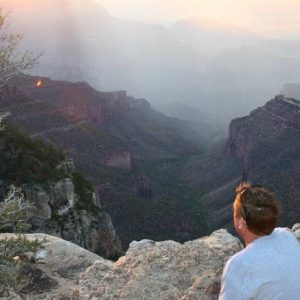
[233,183,281,239]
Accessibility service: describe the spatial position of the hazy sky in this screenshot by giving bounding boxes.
[97,0,300,39]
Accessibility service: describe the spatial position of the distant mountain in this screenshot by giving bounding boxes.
[261,39,300,58]
[170,18,262,57]
[3,0,203,108]
[198,46,300,115]
[158,102,228,143]
[2,74,209,247]
[183,95,300,231]
[10,74,203,163]
[4,0,300,119]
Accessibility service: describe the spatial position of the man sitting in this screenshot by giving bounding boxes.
[219,183,300,300]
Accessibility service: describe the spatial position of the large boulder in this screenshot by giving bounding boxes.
[79,229,242,300]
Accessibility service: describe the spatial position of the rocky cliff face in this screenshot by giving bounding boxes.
[227,95,300,171]
[22,173,122,258]
[12,75,151,124]
[225,95,300,226]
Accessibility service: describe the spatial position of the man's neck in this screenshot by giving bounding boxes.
[244,232,264,247]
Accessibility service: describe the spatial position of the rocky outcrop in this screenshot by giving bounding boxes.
[2,225,300,299]
[79,229,242,300]
[0,230,241,299]
[21,170,122,259]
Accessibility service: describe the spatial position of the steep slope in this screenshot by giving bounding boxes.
[2,74,208,247]
[0,124,122,259]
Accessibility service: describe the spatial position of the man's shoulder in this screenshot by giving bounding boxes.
[226,227,299,271]
[273,227,296,237]
[271,227,299,245]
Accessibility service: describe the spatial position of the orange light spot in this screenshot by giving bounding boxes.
[36,80,43,88]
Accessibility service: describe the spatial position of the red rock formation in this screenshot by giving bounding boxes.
[10,75,150,124]
[227,95,300,170]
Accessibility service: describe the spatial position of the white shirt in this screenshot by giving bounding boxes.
[219,227,300,300]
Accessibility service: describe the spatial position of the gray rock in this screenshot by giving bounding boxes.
[23,177,122,259]
[293,230,300,241]
[52,178,77,209]
[24,186,52,227]
[56,159,76,174]
[292,223,300,232]
[79,229,242,300]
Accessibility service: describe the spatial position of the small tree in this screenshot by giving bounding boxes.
[0,8,40,90]
[0,185,35,233]
[0,185,43,292]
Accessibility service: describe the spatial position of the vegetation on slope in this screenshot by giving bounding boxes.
[95,156,208,246]
[0,125,66,184]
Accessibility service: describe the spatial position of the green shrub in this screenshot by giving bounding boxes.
[72,171,96,210]
[0,125,66,184]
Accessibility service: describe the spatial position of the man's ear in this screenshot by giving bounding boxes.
[237,217,247,230]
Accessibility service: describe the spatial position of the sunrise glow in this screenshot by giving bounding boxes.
[97,0,300,38]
